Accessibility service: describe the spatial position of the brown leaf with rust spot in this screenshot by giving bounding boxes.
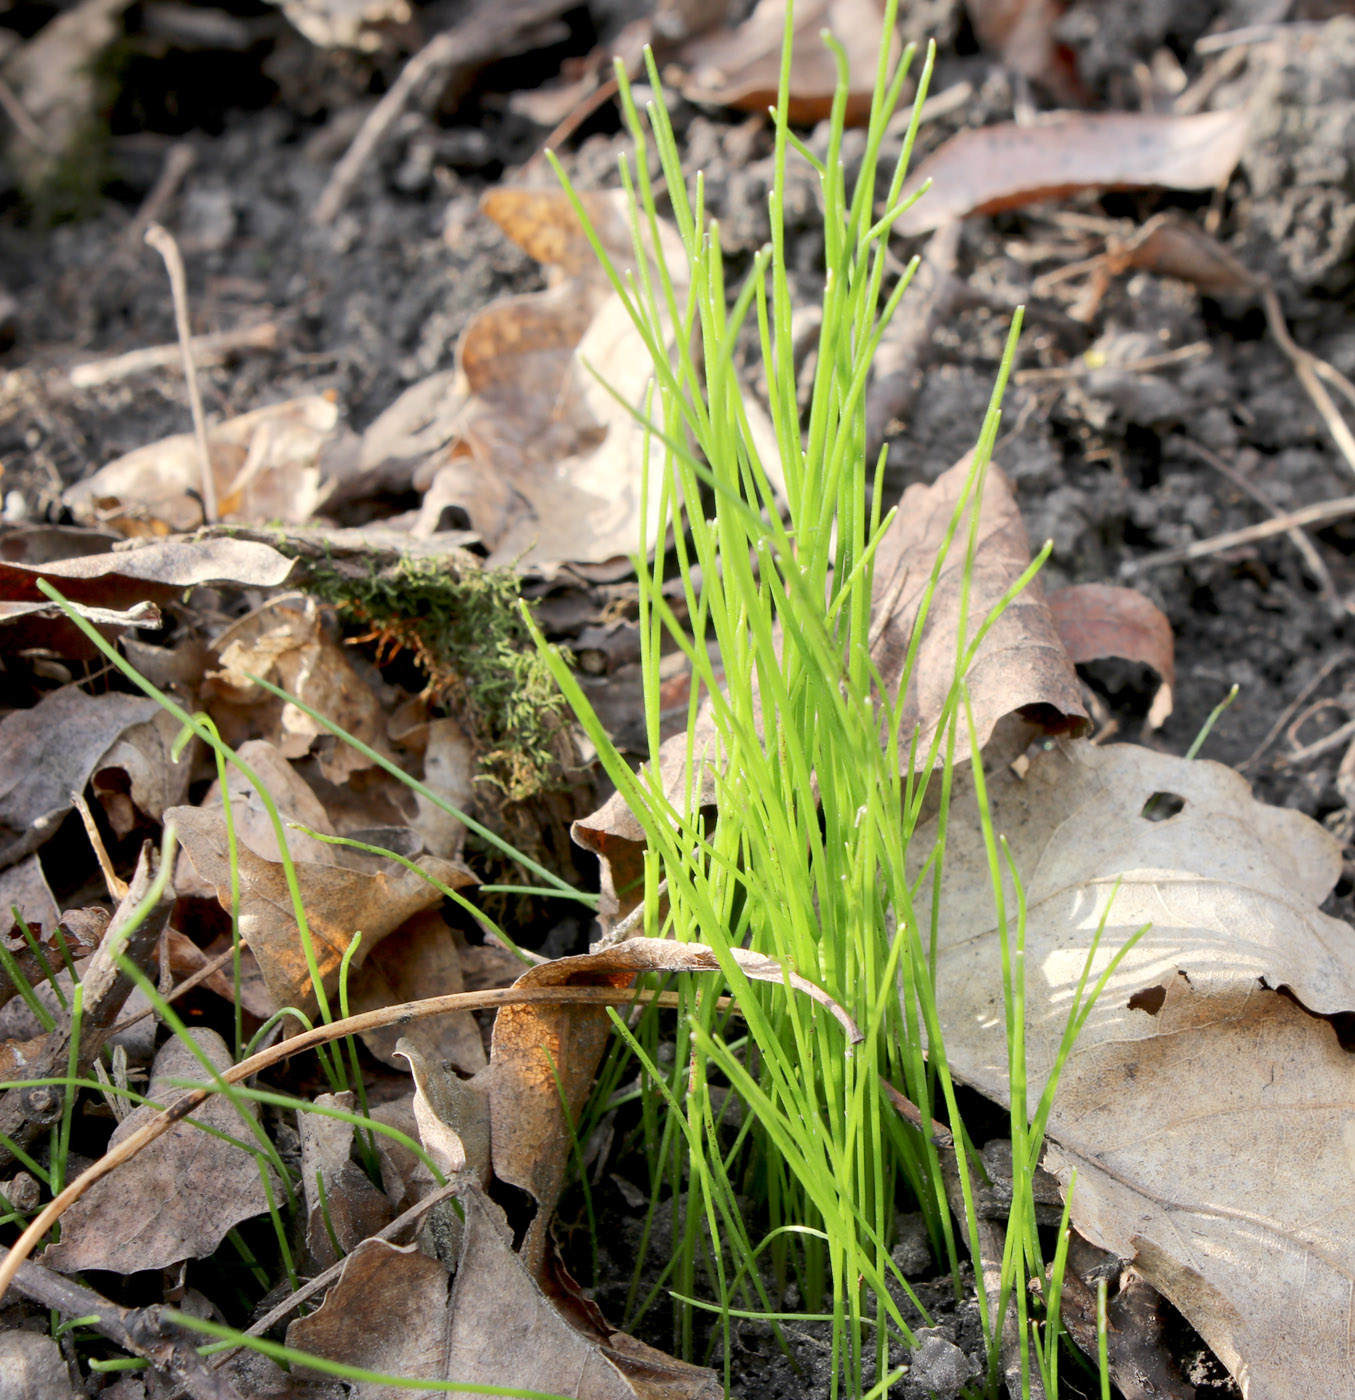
[870,457,1087,770]
[490,938,860,1278]
[895,109,1250,236]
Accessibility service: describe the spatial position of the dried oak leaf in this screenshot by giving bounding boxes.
[677,0,899,123]
[914,736,1355,1399]
[201,593,389,785]
[44,1028,273,1275]
[298,1090,392,1272]
[1047,581,1175,727]
[0,686,159,867]
[63,395,354,536]
[170,790,473,1020]
[895,109,1250,236]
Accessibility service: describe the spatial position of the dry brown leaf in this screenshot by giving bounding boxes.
[490,938,861,1277]
[347,911,487,1075]
[1047,582,1175,727]
[268,0,411,51]
[678,0,898,123]
[92,708,195,838]
[965,0,1083,105]
[170,800,474,1020]
[289,1043,719,1400]
[298,1090,393,1272]
[202,594,389,785]
[870,458,1087,770]
[0,686,159,867]
[0,856,60,946]
[63,395,353,536]
[0,1328,74,1399]
[287,1237,453,1400]
[914,736,1355,1398]
[895,109,1251,236]
[43,1028,273,1275]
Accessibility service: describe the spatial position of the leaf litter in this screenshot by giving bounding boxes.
[1,6,1354,1398]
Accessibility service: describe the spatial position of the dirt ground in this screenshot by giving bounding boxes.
[2,0,1354,1395]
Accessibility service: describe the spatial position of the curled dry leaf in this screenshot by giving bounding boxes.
[677,0,898,123]
[43,1029,273,1275]
[1047,581,1175,727]
[914,736,1355,1399]
[0,535,294,658]
[870,457,1087,769]
[93,707,195,838]
[63,395,352,536]
[202,593,389,785]
[894,109,1251,236]
[489,938,861,1278]
[0,686,159,867]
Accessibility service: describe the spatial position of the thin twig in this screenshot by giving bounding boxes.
[1238,647,1353,771]
[1196,20,1327,52]
[120,142,196,254]
[1127,493,1355,570]
[0,73,55,153]
[144,222,217,522]
[0,982,729,1299]
[69,323,279,389]
[1178,437,1346,614]
[0,1246,244,1400]
[1262,284,1355,480]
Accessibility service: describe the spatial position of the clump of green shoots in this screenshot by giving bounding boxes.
[530,3,1125,1397]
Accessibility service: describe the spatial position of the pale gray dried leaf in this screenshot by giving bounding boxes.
[0,687,159,866]
[0,1328,77,1400]
[93,708,194,838]
[299,1090,392,1272]
[915,737,1355,1398]
[44,1028,272,1274]
[0,854,59,940]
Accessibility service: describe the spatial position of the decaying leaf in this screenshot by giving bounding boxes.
[169,795,473,1021]
[298,1090,392,1271]
[44,1028,273,1275]
[677,0,898,123]
[63,395,354,536]
[0,855,60,947]
[895,109,1251,236]
[490,938,861,1277]
[93,708,196,838]
[914,735,1355,1399]
[289,1044,720,1400]
[1047,582,1175,727]
[202,594,389,784]
[267,0,411,51]
[0,686,159,867]
[870,457,1088,770]
[347,911,487,1075]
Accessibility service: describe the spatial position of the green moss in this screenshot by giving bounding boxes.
[303,555,572,803]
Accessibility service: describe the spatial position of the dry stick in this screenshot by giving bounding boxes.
[1178,436,1346,614]
[1262,283,1355,479]
[313,0,570,223]
[69,323,279,389]
[0,1245,245,1400]
[144,222,218,522]
[1128,493,1355,571]
[1239,646,1354,771]
[0,73,55,153]
[121,142,196,255]
[0,982,727,1300]
[110,938,253,1038]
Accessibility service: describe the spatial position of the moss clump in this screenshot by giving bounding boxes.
[304,554,572,803]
